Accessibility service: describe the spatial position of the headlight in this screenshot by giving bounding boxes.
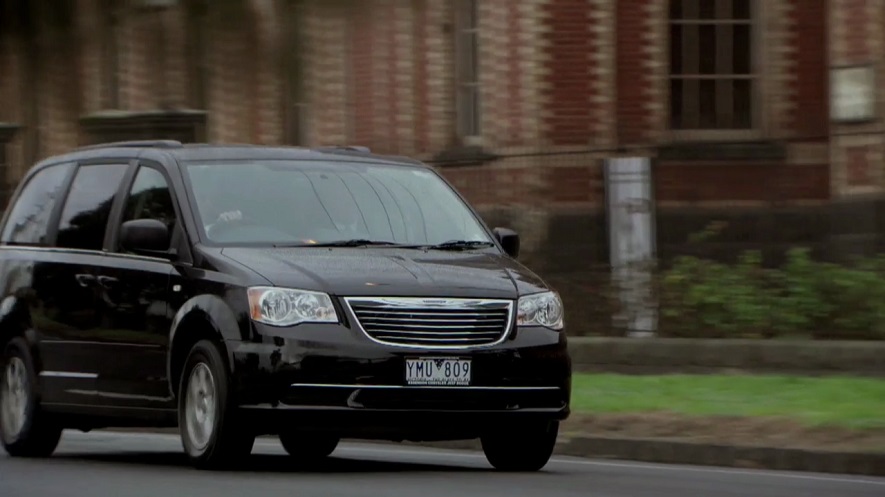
[517,291,564,330]
[247,286,339,327]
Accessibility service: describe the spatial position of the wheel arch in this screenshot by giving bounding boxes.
[167,294,243,398]
[0,294,44,371]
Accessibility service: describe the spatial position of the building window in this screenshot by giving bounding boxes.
[669,0,754,130]
[454,0,480,141]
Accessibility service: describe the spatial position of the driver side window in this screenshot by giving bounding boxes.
[120,166,177,250]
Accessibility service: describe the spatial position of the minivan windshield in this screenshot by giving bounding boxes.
[183,159,494,247]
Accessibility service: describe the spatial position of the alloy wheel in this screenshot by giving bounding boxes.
[0,357,28,440]
[184,362,217,452]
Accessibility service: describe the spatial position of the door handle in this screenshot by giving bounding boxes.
[74,274,96,288]
[96,276,119,289]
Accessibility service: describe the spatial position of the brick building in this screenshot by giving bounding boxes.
[0,0,883,332]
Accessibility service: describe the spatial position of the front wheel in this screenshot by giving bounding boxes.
[0,337,63,458]
[178,339,254,469]
[480,420,559,472]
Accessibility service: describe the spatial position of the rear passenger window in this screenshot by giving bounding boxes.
[55,163,129,251]
[0,162,74,245]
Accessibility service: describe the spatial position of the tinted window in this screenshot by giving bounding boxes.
[184,160,491,246]
[120,166,177,249]
[0,163,74,245]
[56,164,128,251]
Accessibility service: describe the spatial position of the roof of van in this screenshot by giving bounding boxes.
[52,140,429,167]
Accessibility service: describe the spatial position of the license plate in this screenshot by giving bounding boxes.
[405,357,471,386]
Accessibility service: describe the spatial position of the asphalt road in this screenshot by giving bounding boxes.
[1,431,884,497]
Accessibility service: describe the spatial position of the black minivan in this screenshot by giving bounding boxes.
[0,141,571,471]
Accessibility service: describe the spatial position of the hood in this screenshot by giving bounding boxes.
[219,247,550,299]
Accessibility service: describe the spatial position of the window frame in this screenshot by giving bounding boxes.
[453,0,482,145]
[0,161,77,247]
[49,159,135,253]
[106,159,191,262]
[666,0,767,142]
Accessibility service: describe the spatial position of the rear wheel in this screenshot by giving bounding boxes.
[279,431,340,462]
[1,337,63,458]
[480,420,559,472]
[178,339,254,469]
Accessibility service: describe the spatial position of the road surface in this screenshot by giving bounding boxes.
[1,431,883,497]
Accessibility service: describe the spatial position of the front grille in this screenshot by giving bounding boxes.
[344,297,513,348]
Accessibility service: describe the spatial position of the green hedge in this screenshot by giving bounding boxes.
[658,248,885,340]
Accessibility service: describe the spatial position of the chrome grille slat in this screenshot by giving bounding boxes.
[369,330,503,337]
[356,323,504,331]
[345,297,514,349]
[373,336,493,343]
[351,311,508,318]
[358,317,506,325]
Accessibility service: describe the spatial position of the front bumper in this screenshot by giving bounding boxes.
[227,320,571,437]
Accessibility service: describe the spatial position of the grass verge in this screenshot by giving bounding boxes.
[563,374,885,453]
[570,373,885,429]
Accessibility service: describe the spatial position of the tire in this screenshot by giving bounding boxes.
[279,431,340,462]
[178,339,254,470]
[0,337,63,458]
[480,420,559,472]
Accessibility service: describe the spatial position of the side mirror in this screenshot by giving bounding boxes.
[120,219,173,258]
[493,227,520,258]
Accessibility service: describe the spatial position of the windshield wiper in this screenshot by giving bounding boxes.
[279,239,406,248]
[272,239,494,250]
[424,240,496,251]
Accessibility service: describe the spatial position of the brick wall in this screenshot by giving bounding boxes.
[2,0,882,332]
[786,0,829,140]
[77,0,105,115]
[829,0,885,196]
[0,30,24,199]
[0,16,21,199]
[616,0,667,146]
[827,0,885,258]
[0,29,18,124]
[541,0,598,147]
[0,1,840,191]
[483,0,543,149]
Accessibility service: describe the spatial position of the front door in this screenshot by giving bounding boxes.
[93,162,183,409]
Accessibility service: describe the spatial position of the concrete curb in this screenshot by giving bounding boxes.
[397,437,885,477]
[105,428,885,477]
[554,437,885,477]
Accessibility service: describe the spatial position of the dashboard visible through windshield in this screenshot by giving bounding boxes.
[183,159,493,247]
